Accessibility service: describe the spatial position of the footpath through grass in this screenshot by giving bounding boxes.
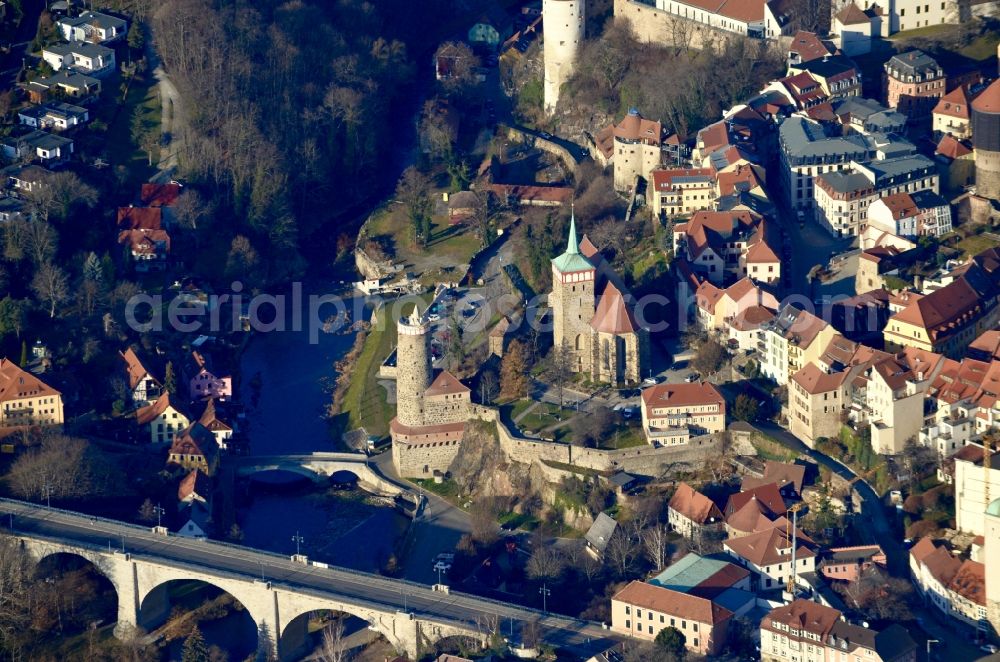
[343,314,396,438]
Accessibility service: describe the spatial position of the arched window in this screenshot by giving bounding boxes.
[575,334,584,350]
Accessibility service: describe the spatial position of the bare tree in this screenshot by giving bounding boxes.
[42,171,98,222]
[642,523,670,572]
[0,535,33,651]
[478,369,499,405]
[546,340,574,410]
[395,166,433,246]
[470,498,499,546]
[605,529,639,577]
[526,545,566,582]
[318,617,350,662]
[32,261,69,318]
[172,189,210,231]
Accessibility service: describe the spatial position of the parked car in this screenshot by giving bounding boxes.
[539,131,552,139]
[685,372,700,383]
[981,644,998,654]
[642,376,661,386]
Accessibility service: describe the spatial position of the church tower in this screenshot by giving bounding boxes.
[543,0,585,114]
[394,307,431,428]
[550,211,596,373]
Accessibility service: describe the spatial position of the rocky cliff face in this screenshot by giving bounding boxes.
[449,421,533,498]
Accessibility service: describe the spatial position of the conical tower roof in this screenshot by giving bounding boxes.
[551,208,595,274]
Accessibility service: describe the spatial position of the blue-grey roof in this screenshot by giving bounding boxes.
[712,587,756,614]
[909,190,949,210]
[885,49,942,78]
[857,154,935,187]
[818,170,873,194]
[45,41,113,59]
[649,553,732,591]
[585,512,618,553]
[779,116,872,163]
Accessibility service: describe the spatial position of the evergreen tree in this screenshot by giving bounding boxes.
[83,252,102,283]
[181,626,209,662]
[164,361,177,394]
[654,626,686,660]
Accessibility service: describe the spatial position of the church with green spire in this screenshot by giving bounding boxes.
[549,210,646,385]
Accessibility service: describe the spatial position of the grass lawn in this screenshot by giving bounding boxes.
[600,424,647,450]
[499,398,536,422]
[412,478,465,506]
[101,70,159,191]
[517,402,575,433]
[366,204,481,272]
[956,233,1000,258]
[888,23,960,40]
[497,511,540,531]
[342,312,396,438]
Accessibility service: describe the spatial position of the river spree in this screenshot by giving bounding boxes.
[239,289,369,455]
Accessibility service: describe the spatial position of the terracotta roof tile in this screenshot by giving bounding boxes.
[642,381,725,410]
[425,371,470,397]
[669,482,723,525]
[0,358,61,402]
[590,283,639,334]
[613,581,733,624]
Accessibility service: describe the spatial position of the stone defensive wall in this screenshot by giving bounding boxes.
[470,406,723,475]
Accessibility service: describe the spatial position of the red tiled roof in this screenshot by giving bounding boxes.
[725,482,785,517]
[425,370,470,397]
[934,85,973,120]
[0,358,60,402]
[141,183,182,207]
[118,228,171,255]
[789,31,832,60]
[950,559,986,606]
[650,167,715,191]
[725,525,816,567]
[936,134,973,159]
[642,381,725,410]
[669,482,723,526]
[613,112,662,145]
[590,283,639,335]
[117,206,163,231]
[791,362,848,395]
[178,469,211,502]
[579,234,601,261]
[879,192,918,219]
[743,461,806,494]
[136,392,190,426]
[835,3,870,24]
[972,78,1000,114]
[762,599,840,637]
[613,581,733,625]
[726,498,776,534]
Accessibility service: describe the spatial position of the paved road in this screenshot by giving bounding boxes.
[0,499,618,657]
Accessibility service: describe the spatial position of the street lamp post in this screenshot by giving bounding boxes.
[435,564,443,585]
[926,639,939,660]
[539,584,550,613]
[292,531,304,556]
[154,503,165,528]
